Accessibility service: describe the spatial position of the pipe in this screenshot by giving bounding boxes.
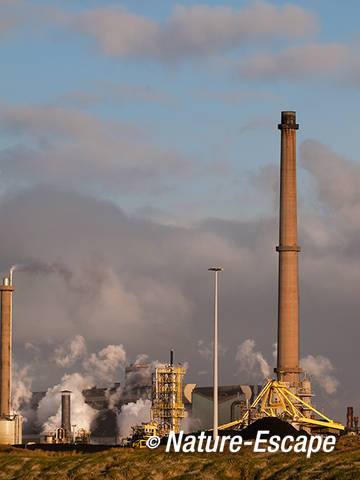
[346,406,354,430]
[170,349,174,366]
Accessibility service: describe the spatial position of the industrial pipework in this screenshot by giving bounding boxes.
[151,350,186,436]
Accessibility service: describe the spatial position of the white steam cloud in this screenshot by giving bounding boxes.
[117,398,151,438]
[54,334,87,367]
[38,373,97,434]
[83,344,126,383]
[12,364,33,415]
[197,339,228,360]
[272,342,277,362]
[235,339,271,379]
[301,354,339,394]
[31,338,128,433]
[242,340,340,395]
[106,384,122,412]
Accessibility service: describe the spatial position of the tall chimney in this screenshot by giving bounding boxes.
[0,276,14,417]
[275,111,302,385]
[170,349,174,366]
[61,390,71,436]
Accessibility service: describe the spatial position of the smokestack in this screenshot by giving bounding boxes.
[275,111,302,385]
[346,406,354,430]
[61,390,71,436]
[0,275,14,417]
[170,349,174,366]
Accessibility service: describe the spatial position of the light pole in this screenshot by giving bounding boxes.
[208,266,223,439]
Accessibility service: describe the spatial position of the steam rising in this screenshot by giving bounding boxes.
[18,337,129,434]
[197,339,228,360]
[236,339,340,395]
[301,355,339,394]
[38,373,97,433]
[12,364,33,415]
[117,399,151,438]
[13,262,73,283]
[235,339,271,379]
[83,344,126,383]
[54,335,87,367]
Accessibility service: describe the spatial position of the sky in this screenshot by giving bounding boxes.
[1,0,360,422]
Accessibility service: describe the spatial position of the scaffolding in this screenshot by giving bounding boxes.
[151,360,186,436]
[218,379,344,433]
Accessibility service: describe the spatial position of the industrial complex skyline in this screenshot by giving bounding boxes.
[1,0,360,423]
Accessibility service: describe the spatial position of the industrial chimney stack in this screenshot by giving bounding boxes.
[346,406,354,431]
[275,111,302,386]
[0,271,22,444]
[0,277,14,417]
[61,390,71,438]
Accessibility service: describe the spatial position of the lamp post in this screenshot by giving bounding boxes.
[208,267,223,439]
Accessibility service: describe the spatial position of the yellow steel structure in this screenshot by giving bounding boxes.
[151,364,186,436]
[131,423,157,448]
[218,379,344,432]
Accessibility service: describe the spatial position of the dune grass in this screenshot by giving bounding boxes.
[0,435,359,479]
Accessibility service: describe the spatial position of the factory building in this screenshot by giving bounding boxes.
[1,111,347,444]
[192,385,261,431]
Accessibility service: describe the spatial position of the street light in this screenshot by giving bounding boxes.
[208,266,223,439]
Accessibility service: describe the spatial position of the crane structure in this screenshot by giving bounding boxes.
[218,379,344,433]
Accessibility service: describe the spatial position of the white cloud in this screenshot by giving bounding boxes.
[0,102,191,193]
[74,3,316,60]
[0,2,317,61]
[236,43,360,84]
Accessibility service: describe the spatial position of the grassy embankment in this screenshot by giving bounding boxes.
[0,436,359,479]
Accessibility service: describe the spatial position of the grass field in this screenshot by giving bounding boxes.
[0,436,359,480]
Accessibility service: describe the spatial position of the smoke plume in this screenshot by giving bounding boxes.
[235,339,271,380]
[13,261,73,283]
[83,344,126,384]
[117,399,152,438]
[24,338,129,433]
[106,384,123,412]
[54,334,87,367]
[301,354,339,394]
[197,339,228,360]
[37,373,97,434]
[12,364,33,415]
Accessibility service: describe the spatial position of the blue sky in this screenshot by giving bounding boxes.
[2,0,360,219]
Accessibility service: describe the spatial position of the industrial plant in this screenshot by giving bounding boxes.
[214,112,343,435]
[0,111,353,447]
[40,391,90,445]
